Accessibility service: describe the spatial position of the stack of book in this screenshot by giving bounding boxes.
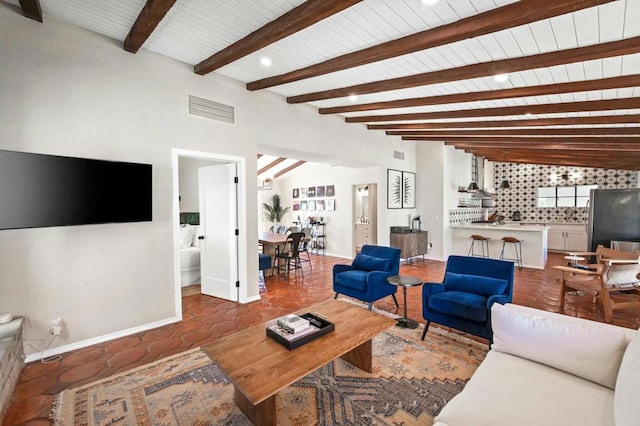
[268,314,315,340]
[266,312,334,350]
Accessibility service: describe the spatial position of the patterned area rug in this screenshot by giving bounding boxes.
[52,326,487,425]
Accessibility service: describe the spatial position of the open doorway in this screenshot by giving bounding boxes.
[353,183,378,254]
[172,149,248,318]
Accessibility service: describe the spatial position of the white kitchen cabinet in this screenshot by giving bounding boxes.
[547,224,588,252]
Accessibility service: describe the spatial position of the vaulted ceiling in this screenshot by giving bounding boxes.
[9,0,640,170]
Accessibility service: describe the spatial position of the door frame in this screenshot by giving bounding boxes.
[172,148,252,319]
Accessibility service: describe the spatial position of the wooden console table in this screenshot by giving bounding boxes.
[390,230,428,261]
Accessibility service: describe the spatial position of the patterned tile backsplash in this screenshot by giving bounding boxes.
[492,163,638,223]
[449,208,486,225]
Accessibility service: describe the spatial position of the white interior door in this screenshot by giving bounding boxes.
[199,163,238,301]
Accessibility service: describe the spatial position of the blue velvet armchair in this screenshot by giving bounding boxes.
[333,245,401,310]
[421,255,514,341]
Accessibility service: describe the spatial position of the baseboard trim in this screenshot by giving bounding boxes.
[24,316,181,363]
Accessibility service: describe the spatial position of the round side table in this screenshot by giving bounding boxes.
[386,275,423,329]
[564,255,585,267]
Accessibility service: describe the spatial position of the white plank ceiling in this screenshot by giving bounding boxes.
[4,0,640,170]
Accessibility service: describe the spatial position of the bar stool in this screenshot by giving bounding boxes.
[500,236,523,270]
[468,235,490,258]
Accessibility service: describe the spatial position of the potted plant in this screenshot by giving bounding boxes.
[262,194,290,229]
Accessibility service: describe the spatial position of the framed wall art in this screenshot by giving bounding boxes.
[326,185,335,197]
[387,169,403,209]
[387,169,416,209]
[403,171,415,208]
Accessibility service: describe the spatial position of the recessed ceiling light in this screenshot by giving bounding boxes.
[421,0,439,5]
[260,57,272,67]
[493,73,509,83]
[525,112,534,117]
[349,94,358,102]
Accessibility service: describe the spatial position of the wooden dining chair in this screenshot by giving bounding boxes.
[275,232,305,278]
[554,245,640,322]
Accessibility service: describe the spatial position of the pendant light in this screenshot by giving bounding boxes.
[499,150,510,189]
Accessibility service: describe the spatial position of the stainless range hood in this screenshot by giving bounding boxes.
[471,189,495,199]
[468,155,495,199]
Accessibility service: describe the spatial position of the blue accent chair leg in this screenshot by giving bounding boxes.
[421,321,430,341]
[392,293,399,308]
[334,292,339,299]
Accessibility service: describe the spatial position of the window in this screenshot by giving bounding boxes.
[537,185,598,208]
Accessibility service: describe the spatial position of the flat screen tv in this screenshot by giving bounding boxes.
[0,150,152,230]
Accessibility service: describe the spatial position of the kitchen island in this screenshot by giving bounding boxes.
[450,223,549,269]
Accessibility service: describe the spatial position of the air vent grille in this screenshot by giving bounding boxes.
[188,95,235,124]
[393,150,405,160]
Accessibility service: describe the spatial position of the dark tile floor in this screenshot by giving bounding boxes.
[3,252,639,424]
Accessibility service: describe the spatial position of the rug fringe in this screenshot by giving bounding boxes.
[50,391,64,425]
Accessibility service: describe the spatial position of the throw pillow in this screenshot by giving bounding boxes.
[179,225,194,249]
[352,253,390,272]
[614,330,640,426]
[444,272,508,296]
[491,303,628,389]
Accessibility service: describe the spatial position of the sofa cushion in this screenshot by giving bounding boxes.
[605,263,640,288]
[428,291,488,322]
[436,350,616,426]
[444,272,508,297]
[614,329,640,426]
[352,253,390,272]
[491,303,628,389]
[335,269,369,292]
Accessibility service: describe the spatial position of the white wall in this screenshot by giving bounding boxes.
[0,4,415,357]
[415,142,474,261]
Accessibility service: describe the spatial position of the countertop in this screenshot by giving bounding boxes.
[451,223,549,232]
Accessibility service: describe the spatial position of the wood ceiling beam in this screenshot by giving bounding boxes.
[452,148,640,169]
[247,0,612,90]
[273,160,306,179]
[194,0,362,75]
[18,0,42,22]
[450,145,640,153]
[257,154,263,159]
[321,74,640,114]
[386,128,640,137]
[367,114,640,130]
[258,157,287,175]
[124,0,177,54]
[346,97,640,123]
[406,136,640,144]
[289,36,640,104]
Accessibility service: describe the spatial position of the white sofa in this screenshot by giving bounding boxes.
[435,303,640,426]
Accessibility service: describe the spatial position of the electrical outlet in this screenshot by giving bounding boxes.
[50,317,63,336]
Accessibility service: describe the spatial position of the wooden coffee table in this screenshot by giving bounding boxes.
[202,299,395,426]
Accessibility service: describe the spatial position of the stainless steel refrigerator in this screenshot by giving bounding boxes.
[588,188,640,251]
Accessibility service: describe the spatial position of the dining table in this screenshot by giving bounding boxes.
[258,232,309,276]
